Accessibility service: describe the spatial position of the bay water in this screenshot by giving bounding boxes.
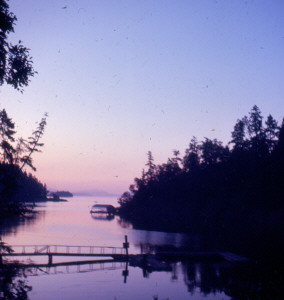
[1,196,232,299]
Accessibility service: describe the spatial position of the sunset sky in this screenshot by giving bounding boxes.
[1,0,284,194]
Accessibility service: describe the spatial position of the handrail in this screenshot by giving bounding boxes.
[1,236,130,257]
[10,245,125,249]
[5,245,126,255]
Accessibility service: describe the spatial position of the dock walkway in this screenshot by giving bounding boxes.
[1,244,128,264]
[1,235,248,268]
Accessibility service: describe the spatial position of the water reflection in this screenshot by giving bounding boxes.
[0,210,45,238]
[182,261,263,299]
[0,197,282,299]
[1,256,281,300]
[117,216,220,252]
[90,213,115,221]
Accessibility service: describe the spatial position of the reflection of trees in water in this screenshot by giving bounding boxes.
[0,210,45,237]
[0,257,282,299]
[179,260,283,299]
[0,237,31,299]
[0,264,32,299]
[117,217,133,229]
[0,208,40,299]
[118,219,221,252]
[181,262,227,295]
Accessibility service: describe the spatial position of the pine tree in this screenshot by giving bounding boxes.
[145,151,156,181]
[20,113,48,171]
[0,109,16,163]
[231,119,246,151]
[183,137,200,172]
[265,114,279,153]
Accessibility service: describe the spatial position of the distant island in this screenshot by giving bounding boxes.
[51,191,73,198]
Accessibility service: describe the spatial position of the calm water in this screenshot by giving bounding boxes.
[0,196,236,299]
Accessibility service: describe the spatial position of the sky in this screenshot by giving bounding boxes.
[1,0,284,194]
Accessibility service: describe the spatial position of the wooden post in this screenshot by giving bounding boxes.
[123,235,129,259]
[48,254,53,265]
[122,261,129,284]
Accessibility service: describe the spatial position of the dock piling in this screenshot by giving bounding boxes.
[123,235,129,259]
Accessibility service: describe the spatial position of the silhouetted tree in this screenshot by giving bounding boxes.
[183,137,200,172]
[248,105,263,138]
[0,108,15,163]
[164,150,182,176]
[118,106,284,260]
[0,109,47,171]
[231,119,247,151]
[265,114,279,153]
[247,105,268,156]
[145,151,156,181]
[20,113,47,171]
[0,0,36,91]
[200,138,227,166]
[0,111,47,216]
[276,118,284,152]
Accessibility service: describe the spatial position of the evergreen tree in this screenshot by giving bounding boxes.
[276,118,284,152]
[166,150,182,175]
[183,137,200,172]
[0,109,47,170]
[265,114,279,153]
[200,138,226,166]
[20,113,48,171]
[0,108,15,164]
[231,119,246,151]
[248,105,263,137]
[247,105,268,156]
[145,150,156,181]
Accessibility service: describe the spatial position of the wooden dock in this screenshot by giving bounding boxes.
[1,235,248,270]
[1,244,128,265]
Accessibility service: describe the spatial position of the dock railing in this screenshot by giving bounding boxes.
[3,245,127,256]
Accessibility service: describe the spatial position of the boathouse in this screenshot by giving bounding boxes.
[90,204,116,215]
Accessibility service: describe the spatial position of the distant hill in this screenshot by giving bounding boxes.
[73,189,119,197]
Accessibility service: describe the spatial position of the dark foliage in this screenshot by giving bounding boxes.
[0,263,32,299]
[0,110,47,219]
[0,0,36,91]
[178,259,283,299]
[118,106,284,259]
[0,163,47,219]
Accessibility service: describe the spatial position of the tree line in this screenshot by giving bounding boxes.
[118,106,284,257]
[0,110,48,218]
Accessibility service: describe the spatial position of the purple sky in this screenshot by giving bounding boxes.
[1,0,284,194]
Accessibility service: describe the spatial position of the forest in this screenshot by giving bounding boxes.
[118,106,284,258]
